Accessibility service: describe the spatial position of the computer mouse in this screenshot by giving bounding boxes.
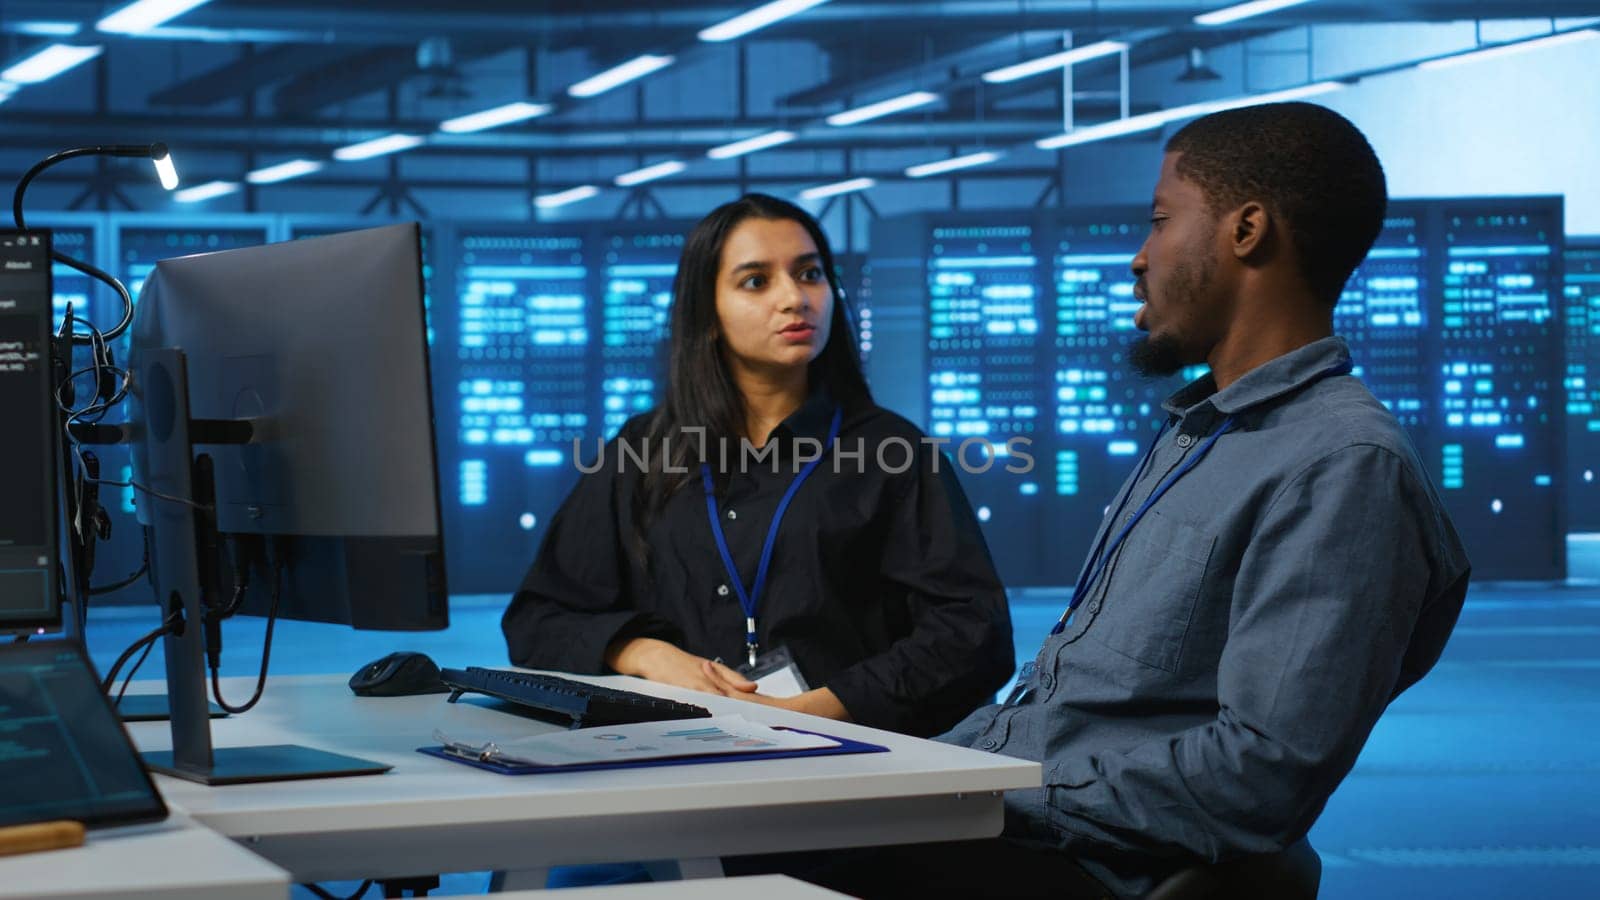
[349,651,451,697]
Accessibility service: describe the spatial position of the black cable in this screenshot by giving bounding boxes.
[62,418,209,513]
[101,629,162,694]
[301,880,373,900]
[14,145,164,343]
[209,559,283,715]
[100,610,182,695]
[86,472,211,513]
[47,290,123,639]
[217,572,250,620]
[57,366,128,426]
[56,334,130,421]
[53,322,209,514]
[42,250,133,341]
[101,619,172,694]
[65,419,208,511]
[53,318,123,409]
[91,528,150,597]
[69,327,128,421]
[113,638,157,708]
[90,561,148,596]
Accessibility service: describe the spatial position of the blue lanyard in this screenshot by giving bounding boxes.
[1050,359,1354,636]
[702,407,843,667]
[1051,415,1236,634]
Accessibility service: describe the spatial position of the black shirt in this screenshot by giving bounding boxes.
[501,391,1015,737]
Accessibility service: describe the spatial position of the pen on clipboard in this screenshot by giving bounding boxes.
[432,729,501,763]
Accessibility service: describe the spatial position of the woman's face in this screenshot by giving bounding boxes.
[713,216,834,379]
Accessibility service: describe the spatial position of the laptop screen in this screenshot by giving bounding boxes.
[0,230,60,634]
[0,641,168,828]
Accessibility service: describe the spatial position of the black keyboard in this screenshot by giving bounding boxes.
[439,667,713,729]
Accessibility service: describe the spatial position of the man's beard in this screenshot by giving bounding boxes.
[1129,333,1187,377]
[1127,252,1212,377]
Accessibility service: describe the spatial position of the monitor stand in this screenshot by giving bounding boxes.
[133,348,390,785]
[59,422,225,724]
[114,694,226,722]
[143,745,390,786]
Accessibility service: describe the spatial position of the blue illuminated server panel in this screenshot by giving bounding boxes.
[451,231,591,588]
[924,223,1046,583]
[872,198,1565,586]
[596,230,679,439]
[44,226,97,332]
[1340,206,1430,429]
[1435,200,1564,579]
[1566,240,1600,531]
[440,222,705,593]
[832,252,873,369]
[1047,212,1169,560]
[873,210,1197,586]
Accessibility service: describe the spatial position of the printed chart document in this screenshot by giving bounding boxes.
[434,715,840,767]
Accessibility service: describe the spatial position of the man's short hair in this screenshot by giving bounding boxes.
[1165,101,1387,305]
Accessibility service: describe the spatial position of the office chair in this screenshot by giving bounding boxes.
[1142,838,1320,900]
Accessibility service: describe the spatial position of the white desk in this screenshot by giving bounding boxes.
[0,812,289,900]
[125,673,1039,884]
[495,874,849,898]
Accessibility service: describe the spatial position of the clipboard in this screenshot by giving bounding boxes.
[416,726,888,775]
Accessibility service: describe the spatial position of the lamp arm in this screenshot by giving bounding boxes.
[13,144,167,344]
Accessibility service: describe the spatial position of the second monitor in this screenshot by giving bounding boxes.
[125,221,446,783]
[131,221,447,632]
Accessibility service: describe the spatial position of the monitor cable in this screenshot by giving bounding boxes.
[112,637,159,709]
[91,536,149,597]
[54,315,211,514]
[208,550,283,715]
[100,607,183,697]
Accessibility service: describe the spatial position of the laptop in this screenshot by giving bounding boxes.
[0,640,168,828]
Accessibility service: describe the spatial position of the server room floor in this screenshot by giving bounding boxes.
[82,577,1600,899]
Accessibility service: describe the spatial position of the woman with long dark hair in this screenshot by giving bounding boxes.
[502,193,1012,735]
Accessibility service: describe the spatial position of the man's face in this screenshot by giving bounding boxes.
[1128,152,1225,377]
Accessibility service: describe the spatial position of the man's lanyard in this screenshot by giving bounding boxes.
[1049,359,1354,636]
[702,407,843,667]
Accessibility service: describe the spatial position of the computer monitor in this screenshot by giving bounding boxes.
[123,222,446,783]
[131,222,447,630]
[0,230,60,635]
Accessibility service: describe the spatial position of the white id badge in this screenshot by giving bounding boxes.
[737,645,810,699]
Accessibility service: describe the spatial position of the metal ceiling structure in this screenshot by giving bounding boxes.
[0,1,1594,213]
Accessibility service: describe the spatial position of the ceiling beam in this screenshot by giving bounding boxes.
[272,46,423,114]
[149,45,357,107]
[0,110,1083,158]
[7,1,1593,48]
[0,165,1075,199]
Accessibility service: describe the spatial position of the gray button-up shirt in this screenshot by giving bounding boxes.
[940,336,1470,898]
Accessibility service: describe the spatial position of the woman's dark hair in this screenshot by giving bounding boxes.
[630,193,872,568]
